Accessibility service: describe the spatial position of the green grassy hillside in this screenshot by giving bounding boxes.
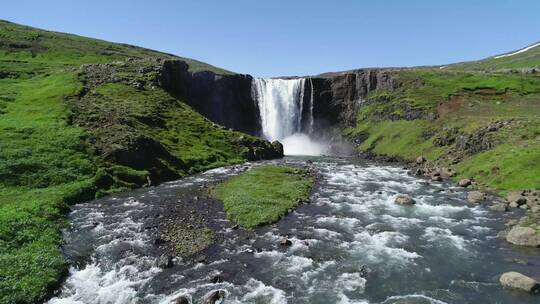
[447,42,540,70]
[346,68,540,193]
[0,20,275,304]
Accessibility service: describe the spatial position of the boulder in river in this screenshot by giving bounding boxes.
[467,191,485,204]
[506,226,540,247]
[394,195,416,205]
[280,238,292,246]
[489,203,508,212]
[500,272,540,294]
[171,295,191,304]
[203,289,226,304]
[458,179,472,187]
[157,254,174,268]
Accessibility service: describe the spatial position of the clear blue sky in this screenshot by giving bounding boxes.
[2,0,539,77]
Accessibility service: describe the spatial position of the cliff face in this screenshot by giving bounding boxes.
[157,60,261,135]
[157,60,401,141]
[307,69,401,131]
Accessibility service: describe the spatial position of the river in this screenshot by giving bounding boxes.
[48,156,540,304]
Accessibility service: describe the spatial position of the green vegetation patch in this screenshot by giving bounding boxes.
[455,140,540,194]
[346,120,444,161]
[0,70,97,303]
[348,68,540,193]
[211,165,314,229]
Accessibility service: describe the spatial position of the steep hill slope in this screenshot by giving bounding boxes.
[0,20,281,304]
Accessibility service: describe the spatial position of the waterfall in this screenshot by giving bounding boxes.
[251,78,307,141]
[308,78,315,134]
[252,77,326,155]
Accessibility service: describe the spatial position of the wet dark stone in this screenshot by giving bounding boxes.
[280,239,292,246]
[172,295,190,304]
[153,238,167,245]
[203,289,226,304]
[157,254,174,268]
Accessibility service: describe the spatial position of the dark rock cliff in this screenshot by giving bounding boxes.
[306,69,401,132]
[156,60,401,141]
[157,60,261,135]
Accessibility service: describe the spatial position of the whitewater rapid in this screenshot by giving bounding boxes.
[48,157,540,304]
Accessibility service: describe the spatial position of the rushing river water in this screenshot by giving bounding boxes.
[48,157,540,304]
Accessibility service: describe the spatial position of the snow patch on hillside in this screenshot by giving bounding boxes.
[494,42,540,59]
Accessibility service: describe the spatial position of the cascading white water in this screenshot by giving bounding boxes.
[252,78,327,155]
[252,78,306,141]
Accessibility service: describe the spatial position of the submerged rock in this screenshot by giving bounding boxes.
[171,295,191,304]
[506,226,540,247]
[489,203,508,212]
[203,289,226,304]
[500,272,540,294]
[280,238,293,246]
[467,191,485,204]
[394,195,416,205]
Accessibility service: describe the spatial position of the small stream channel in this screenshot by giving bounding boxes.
[48,156,540,304]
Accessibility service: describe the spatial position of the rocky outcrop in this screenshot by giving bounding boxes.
[75,59,283,187]
[307,69,401,131]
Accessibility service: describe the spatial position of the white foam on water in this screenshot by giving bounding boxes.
[122,198,141,207]
[422,227,469,251]
[48,261,161,304]
[380,294,449,304]
[336,273,366,292]
[344,231,420,265]
[282,255,313,273]
[336,294,369,304]
[468,225,492,235]
[300,260,337,284]
[281,133,328,156]
[316,216,362,233]
[380,214,424,229]
[312,227,342,240]
[234,279,287,304]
